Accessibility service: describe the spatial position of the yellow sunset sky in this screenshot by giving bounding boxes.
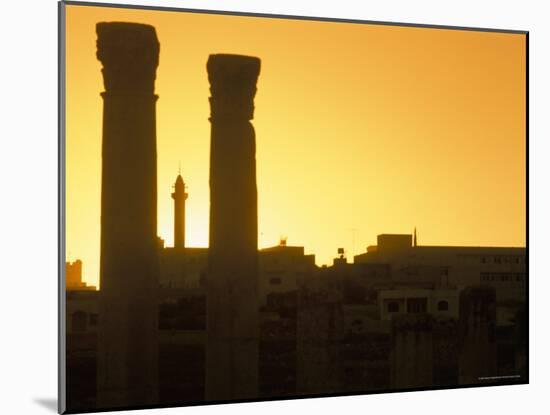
[64,4,526,288]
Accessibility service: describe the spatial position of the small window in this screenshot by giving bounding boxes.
[437,301,449,311]
[89,313,98,326]
[387,302,399,313]
[269,277,282,285]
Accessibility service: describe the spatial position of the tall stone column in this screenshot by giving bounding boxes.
[206,54,261,401]
[96,22,160,408]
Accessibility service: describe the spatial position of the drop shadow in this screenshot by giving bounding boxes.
[33,398,57,413]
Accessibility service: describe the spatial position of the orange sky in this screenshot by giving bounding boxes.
[64,4,526,288]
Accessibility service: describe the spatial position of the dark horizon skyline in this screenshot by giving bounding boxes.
[68,229,526,292]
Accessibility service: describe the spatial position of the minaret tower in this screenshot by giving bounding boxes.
[172,172,188,249]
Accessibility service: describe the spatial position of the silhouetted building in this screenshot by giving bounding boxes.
[259,242,316,306]
[390,313,434,388]
[458,285,497,384]
[432,318,459,386]
[67,230,525,405]
[354,233,526,302]
[66,260,96,291]
[379,286,458,320]
[206,53,262,401]
[172,173,188,249]
[67,291,100,334]
[96,22,160,408]
[297,273,344,394]
[159,247,208,289]
[66,290,100,410]
[160,241,316,297]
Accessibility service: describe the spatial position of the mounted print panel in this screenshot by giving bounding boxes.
[59,1,528,413]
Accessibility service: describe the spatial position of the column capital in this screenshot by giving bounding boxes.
[96,22,159,94]
[207,54,261,121]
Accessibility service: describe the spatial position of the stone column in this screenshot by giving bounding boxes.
[96,22,160,408]
[206,54,261,401]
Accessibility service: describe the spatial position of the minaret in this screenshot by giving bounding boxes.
[96,22,159,408]
[206,54,261,401]
[171,172,188,249]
